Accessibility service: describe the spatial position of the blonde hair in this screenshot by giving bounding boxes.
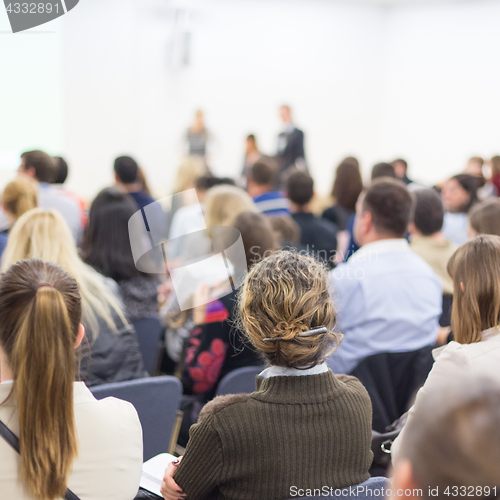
[2,178,37,220]
[238,251,341,369]
[1,209,127,336]
[173,156,206,193]
[447,235,500,344]
[204,184,256,228]
[0,259,81,499]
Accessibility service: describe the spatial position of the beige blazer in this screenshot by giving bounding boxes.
[392,327,500,463]
[0,381,143,500]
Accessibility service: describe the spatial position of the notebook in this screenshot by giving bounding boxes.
[139,453,177,497]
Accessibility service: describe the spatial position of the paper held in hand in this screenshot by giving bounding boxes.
[140,453,177,497]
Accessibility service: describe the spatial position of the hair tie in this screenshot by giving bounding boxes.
[38,283,53,289]
[263,326,328,342]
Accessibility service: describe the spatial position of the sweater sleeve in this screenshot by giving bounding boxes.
[174,415,223,500]
[391,342,471,463]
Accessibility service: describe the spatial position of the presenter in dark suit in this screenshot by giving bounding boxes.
[277,105,306,176]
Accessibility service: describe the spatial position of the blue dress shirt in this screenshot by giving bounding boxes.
[328,239,442,374]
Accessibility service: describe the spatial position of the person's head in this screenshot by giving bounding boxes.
[491,155,500,176]
[279,104,292,123]
[204,184,256,228]
[1,209,127,337]
[447,235,500,344]
[354,178,412,246]
[468,199,500,238]
[246,134,258,154]
[239,251,341,368]
[392,158,408,179]
[0,259,83,499]
[331,161,363,212]
[391,379,500,500]
[174,156,207,193]
[194,109,204,127]
[409,189,444,236]
[81,188,143,282]
[371,162,397,180]
[286,170,314,210]
[247,158,279,197]
[53,156,69,184]
[114,156,139,186]
[269,216,301,247]
[441,174,478,213]
[232,211,277,270]
[19,150,57,183]
[2,178,38,222]
[464,156,484,176]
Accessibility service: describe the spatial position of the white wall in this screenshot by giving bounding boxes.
[1,0,500,199]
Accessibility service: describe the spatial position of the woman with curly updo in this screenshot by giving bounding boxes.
[161,251,373,500]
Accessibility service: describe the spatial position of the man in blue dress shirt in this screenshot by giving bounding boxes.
[328,178,442,374]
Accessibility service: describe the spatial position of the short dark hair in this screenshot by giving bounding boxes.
[81,188,143,281]
[250,159,278,186]
[371,162,397,180]
[392,158,408,173]
[362,178,412,237]
[21,150,57,183]
[195,175,235,191]
[451,174,479,213]
[114,156,138,184]
[412,189,444,235]
[286,171,314,206]
[469,199,500,237]
[53,157,69,184]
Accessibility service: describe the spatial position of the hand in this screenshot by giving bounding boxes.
[158,281,173,308]
[161,457,185,500]
[436,326,452,345]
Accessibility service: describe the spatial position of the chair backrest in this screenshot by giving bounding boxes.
[351,346,434,432]
[131,317,163,376]
[90,376,182,461]
[299,476,389,500]
[215,366,263,396]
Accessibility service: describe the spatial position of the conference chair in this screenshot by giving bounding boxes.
[90,376,182,461]
[131,316,163,376]
[215,365,264,396]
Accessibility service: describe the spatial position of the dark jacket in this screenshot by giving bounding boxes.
[278,127,305,172]
[322,205,355,232]
[291,212,338,269]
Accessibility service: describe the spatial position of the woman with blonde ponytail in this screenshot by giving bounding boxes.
[0,259,143,500]
[1,209,147,386]
[2,178,38,227]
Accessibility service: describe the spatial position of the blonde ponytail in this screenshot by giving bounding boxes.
[0,260,82,500]
[2,178,38,220]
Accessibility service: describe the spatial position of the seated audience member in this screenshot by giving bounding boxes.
[81,188,159,320]
[162,251,373,500]
[391,379,500,500]
[241,133,262,181]
[114,155,155,211]
[371,162,397,180]
[490,155,500,196]
[463,156,486,188]
[409,189,457,322]
[392,158,412,185]
[247,159,290,217]
[441,174,478,245]
[269,215,302,250]
[52,156,89,228]
[392,235,500,462]
[286,171,337,268]
[18,150,82,241]
[322,160,363,231]
[1,178,37,233]
[1,209,146,386]
[468,198,500,237]
[179,211,276,442]
[329,179,442,374]
[0,259,142,499]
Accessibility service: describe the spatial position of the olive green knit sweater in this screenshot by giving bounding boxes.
[174,370,373,500]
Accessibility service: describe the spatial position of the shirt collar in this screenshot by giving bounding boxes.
[481,326,500,341]
[349,238,409,263]
[259,362,328,379]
